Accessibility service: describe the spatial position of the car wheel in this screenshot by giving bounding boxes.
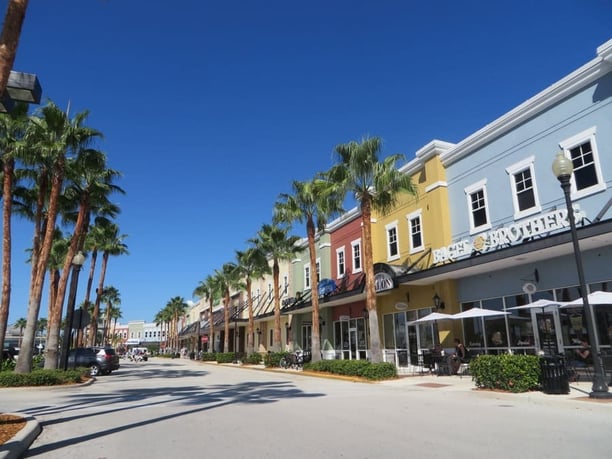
[89,364,101,376]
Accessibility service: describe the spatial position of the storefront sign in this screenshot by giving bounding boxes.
[433,206,586,264]
[375,271,394,293]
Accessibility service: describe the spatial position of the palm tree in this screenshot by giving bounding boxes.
[213,263,243,353]
[327,136,416,363]
[100,285,120,344]
[250,224,300,352]
[13,317,26,347]
[235,247,270,355]
[274,178,344,362]
[193,274,220,353]
[154,308,172,353]
[16,102,102,373]
[165,297,189,352]
[0,102,28,355]
[0,0,30,97]
[89,223,128,346]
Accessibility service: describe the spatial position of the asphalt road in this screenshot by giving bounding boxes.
[2,358,611,458]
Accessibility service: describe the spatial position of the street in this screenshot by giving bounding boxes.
[2,358,611,458]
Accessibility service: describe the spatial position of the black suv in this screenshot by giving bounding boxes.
[67,347,120,376]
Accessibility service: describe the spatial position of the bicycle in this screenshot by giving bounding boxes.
[279,349,312,370]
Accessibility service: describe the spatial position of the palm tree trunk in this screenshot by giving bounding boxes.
[273,261,281,352]
[223,294,230,353]
[16,162,63,373]
[90,252,109,346]
[0,0,29,97]
[45,202,87,369]
[361,197,383,363]
[246,279,254,355]
[0,158,14,357]
[307,218,322,362]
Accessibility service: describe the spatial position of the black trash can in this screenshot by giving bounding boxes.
[540,355,570,394]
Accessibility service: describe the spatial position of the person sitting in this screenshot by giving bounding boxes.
[570,338,592,368]
[448,338,466,375]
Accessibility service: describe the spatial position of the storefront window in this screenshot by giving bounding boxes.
[505,294,534,348]
[460,301,483,348]
[482,297,506,350]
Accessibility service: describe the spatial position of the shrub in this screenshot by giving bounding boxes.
[0,368,89,387]
[469,354,541,393]
[245,352,263,365]
[200,352,216,361]
[264,352,286,368]
[303,360,397,380]
[216,352,237,364]
[1,358,16,372]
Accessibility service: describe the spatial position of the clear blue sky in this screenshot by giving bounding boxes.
[6,0,611,325]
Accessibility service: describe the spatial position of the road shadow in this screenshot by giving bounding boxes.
[23,367,324,457]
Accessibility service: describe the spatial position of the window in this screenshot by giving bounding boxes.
[337,247,346,277]
[506,156,541,219]
[560,127,605,199]
[283,275,288,294]
[386,221,400,261]
[407,210,424,253]
[267,283,272,300]
[465,180,491,234]
[304,265,311,289]
[352,239,362,273]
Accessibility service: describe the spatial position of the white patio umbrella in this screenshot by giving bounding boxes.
[407,311,454,325]
[453,308,510,319]
[561,291,612,307]
[506,299,564,312]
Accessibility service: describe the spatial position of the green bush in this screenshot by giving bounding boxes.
[216,352,238,363]
[245,352,263,365]
[303,360,397,381]
[0,368,89,387]
[469,354,541,393]
[200,352,216,361]
[1,358,16,372]
[264,352,286,368]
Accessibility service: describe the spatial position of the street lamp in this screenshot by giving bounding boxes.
[552,152,611,398]
[61,251,86,371]
[0,70,42,112]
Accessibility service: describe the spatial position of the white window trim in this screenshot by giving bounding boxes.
[406,209,424,254]
[336,246,346,278]
[385,220,400,262]
[559,126,606,200]
[505,156,541,220]
[304,265,311,289]
[464,179,492,235]
[351,238,362,273]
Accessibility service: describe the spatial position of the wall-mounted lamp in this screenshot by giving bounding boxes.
[362,307,369,319]
[433,293,445,310]
[256,328,261,335]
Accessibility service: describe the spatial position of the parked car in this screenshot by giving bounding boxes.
[67,347,120,376]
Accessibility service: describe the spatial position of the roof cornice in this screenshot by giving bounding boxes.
[441,39,612,166]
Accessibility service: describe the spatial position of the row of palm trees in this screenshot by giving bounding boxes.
[0,100,128,373]
[188,137,416,364]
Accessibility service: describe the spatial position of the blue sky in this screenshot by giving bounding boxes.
[6,0,611,325]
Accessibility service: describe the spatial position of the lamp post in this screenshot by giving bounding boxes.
[552,152,611,398]
[61,251,86,370]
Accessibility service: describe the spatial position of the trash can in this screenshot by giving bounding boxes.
[540,355,570,394]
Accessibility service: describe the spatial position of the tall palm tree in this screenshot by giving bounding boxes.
[100,285,120,344]
[0,0,30,97]
[327,136,416,363]
[154,308,173,353]
[17,102,102,373]
[193,274,220,353]
[13,317,26,347]
[89,223,128,346]
[109,306,123,346]
[0,102,28,354]
[250,224,300,352]
[235,247,270,355]
[274,178,344,362]
[213,263,243,353]
[165,297,188,352]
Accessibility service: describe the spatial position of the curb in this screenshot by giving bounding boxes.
[0,414,41,459]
